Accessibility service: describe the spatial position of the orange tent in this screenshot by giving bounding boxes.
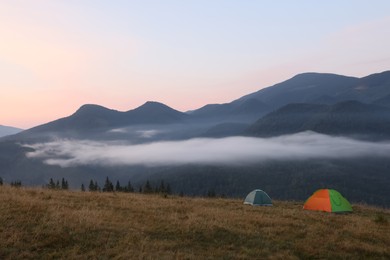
[303,189,352,213]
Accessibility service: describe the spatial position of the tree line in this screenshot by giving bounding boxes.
[85,177,172,195]
[0,177,22,187]
[0,176,172,196]
[47,178,69,190]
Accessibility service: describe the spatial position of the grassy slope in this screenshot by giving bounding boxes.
[0,186,389,259]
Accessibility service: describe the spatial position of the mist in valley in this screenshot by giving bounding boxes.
[24,131,390,168]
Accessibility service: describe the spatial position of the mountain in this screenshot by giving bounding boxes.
[200,122,250,138]
[128,101,189,124]
[6,71,390,141]
[353,70,390,101]
[2,71,390,207]
[0,125,23,138]
[240,71,390,106]
[8,101,189,141]
[190,98,269,123]
[238,72,358,107]
[191,70,390,120]
[372,94,390,107]
[246,100,390,139]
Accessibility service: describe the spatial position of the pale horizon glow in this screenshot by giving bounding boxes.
[1,1,390,129]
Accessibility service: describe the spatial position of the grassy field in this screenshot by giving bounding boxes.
[0,185,389,259]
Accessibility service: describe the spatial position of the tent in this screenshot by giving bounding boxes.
[303,189,352,213]
[244,189,273,206]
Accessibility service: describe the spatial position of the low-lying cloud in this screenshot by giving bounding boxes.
[24,132,390,167]
[107,128,162,138]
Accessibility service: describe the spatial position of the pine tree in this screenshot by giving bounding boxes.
[48,178,55,189]
[115,180,121,192]
[207,189,216,198]
[143,180,152,194]
[0,177,3,186]
[55,180,60,189]
[126,181,134,193]
[11,180,22,187]
[103,176,113,192]
[61,178,69,190]
[89,179,96,192]
[81,183,85,192]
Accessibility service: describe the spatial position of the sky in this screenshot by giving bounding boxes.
[1,1,390,129]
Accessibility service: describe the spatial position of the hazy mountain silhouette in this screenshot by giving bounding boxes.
[191,98,269,122]
[246,100,390,139]
[0,125,23,138]
[9,101,189,140]
[372,94,390,107]
[200,122,250,138]
[4,70,390,142]
[128,101,189,124]
[192,70,390,119]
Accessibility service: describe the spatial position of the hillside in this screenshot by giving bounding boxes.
[0,186,388,259]
[237,71,390,108]
[5,71,390,142]
[8,101,189,141]
[0,125,23,138]
[246,101,390,139]
[196,70,390,120]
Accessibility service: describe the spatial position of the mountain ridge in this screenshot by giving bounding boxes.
[246,100,390,139]
[190,70,390,121]
[7,101,188,141]
[2,70,390,207]
[4,70,390,142]
[0,125,23,138]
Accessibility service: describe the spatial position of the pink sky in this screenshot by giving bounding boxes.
[1,1,390,129]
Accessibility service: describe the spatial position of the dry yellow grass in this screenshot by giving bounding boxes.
[0,185,389,259]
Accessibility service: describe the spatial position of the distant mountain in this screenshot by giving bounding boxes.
[372,94,390,107]
[2,71,390,207]
[241,71,390,106]
[200,122,250,138]
[238,72,358,107]
[246,100,390,139]
[0,125,23,138]
[3,70,390,142]
[354,70,390,101]
[190,98,269,123]
[129,101,189,124]
[191,71,390,120]
[9,101,189,141]
[4,71,390,142]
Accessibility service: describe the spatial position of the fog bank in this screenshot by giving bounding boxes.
[24,132,390,167]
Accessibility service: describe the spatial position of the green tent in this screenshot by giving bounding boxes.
[244,189,273,206]
[303,189,353,213]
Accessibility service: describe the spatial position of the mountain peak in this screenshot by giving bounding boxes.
[128,101,187,123]
[71,104,120,121]
[139,101,170,108]
[133,101,180,113]
[75,104,112,113]
[289,72,356,82]
[0,125,23,138]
